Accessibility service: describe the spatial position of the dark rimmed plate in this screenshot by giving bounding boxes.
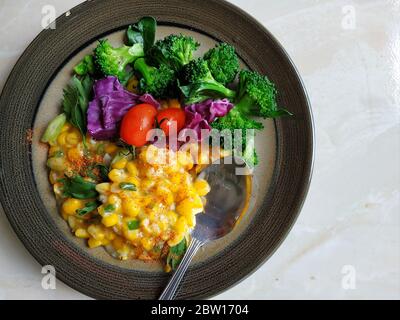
[0,0,313,299]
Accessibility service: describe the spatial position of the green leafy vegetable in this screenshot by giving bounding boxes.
[119,182,137,191]
[127,16,156,54]
[60,175,98,199]
[41,113,67,143]
[74,55,96,76]
[85,163,110,182]
[62,75,93,146]
[76,201,99,216]
[127,220,140,230]
[166,238,187,271]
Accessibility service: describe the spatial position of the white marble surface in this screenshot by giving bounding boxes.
[0,0,399,300]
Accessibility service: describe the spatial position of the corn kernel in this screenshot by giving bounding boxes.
[105,143,118,154]
[88,237,102,248]
[168,98,181,109]
[109,169,126,182]
[49,170,59,184]
[194,179,211,196]
[102,213,119,227]
[122,198,140,217]
[168,232,185,247]
[108,194,121,207]
[174,216,188,234]
[166,211,178,225]
[66,131,81,146]
[61,123,71,133]
[177,151,194,170]
[112,158,128,169]
[141,237,155,251]
[87,225,105,241]
[75,228,90,238]
[67,147,82,162]
[126,162,139,176]
[141,179,155,190]
[185,213,196,228]
[96,182,110,194]
[123,229,141,242]
[47,157,66,172]
[126,76,139,92]
[112,237,125,250]
[62,198,84,215]
[68,216,77,230]
[57,131,68,146]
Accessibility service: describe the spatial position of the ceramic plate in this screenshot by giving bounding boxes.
[0,0,313,299]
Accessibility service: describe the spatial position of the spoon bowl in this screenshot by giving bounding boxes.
[159,156,251,299]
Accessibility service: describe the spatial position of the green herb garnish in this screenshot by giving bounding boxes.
[127,220,140,230]
[104,204,116,213]
[60,175,98,199]
[76,201,99,216]
[119,182,137,191]
[62,75,93,147]
[166,238,187,271]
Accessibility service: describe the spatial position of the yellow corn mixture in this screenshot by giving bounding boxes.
[47,122,211,262]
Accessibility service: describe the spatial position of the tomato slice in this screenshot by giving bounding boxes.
[156,108,186,137]
[120,104,157,147]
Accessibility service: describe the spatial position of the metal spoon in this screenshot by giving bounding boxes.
[159,156,251,300]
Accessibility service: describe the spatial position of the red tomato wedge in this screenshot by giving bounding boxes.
[156,108,186,137]
[120,104,157,147]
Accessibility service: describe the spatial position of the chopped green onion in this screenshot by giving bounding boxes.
[76,201,98,216]
[119,182,137,191]
[127,220,140,230]
[104,204,116,212]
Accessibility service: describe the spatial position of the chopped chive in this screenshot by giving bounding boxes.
[104,204,116,212]
[76,201,98,216]
[127,220,140,230]
[119,182,137,191]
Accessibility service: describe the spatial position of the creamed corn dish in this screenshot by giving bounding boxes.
[46,121,210,270]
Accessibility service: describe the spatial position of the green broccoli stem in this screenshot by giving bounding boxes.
[185,81,236,104]
[234,94,256,116]
[112,44,144,63]
[134,58,155,85]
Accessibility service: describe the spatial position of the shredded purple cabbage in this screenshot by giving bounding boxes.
[87,76,160,140]
[179,99,233,141]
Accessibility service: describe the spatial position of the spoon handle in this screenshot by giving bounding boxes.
[159,237,203,300]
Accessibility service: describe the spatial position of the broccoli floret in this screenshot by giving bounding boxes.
[211,108,262,167]
[147,34,199,71]
[74,55,96,76]
[212,108,264,131]
[134,58,176,98]
[236,70,291,118]
[94,39,144,81]
[204,43,240,85]
[179,58,236,104]
[242,134,259,168]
